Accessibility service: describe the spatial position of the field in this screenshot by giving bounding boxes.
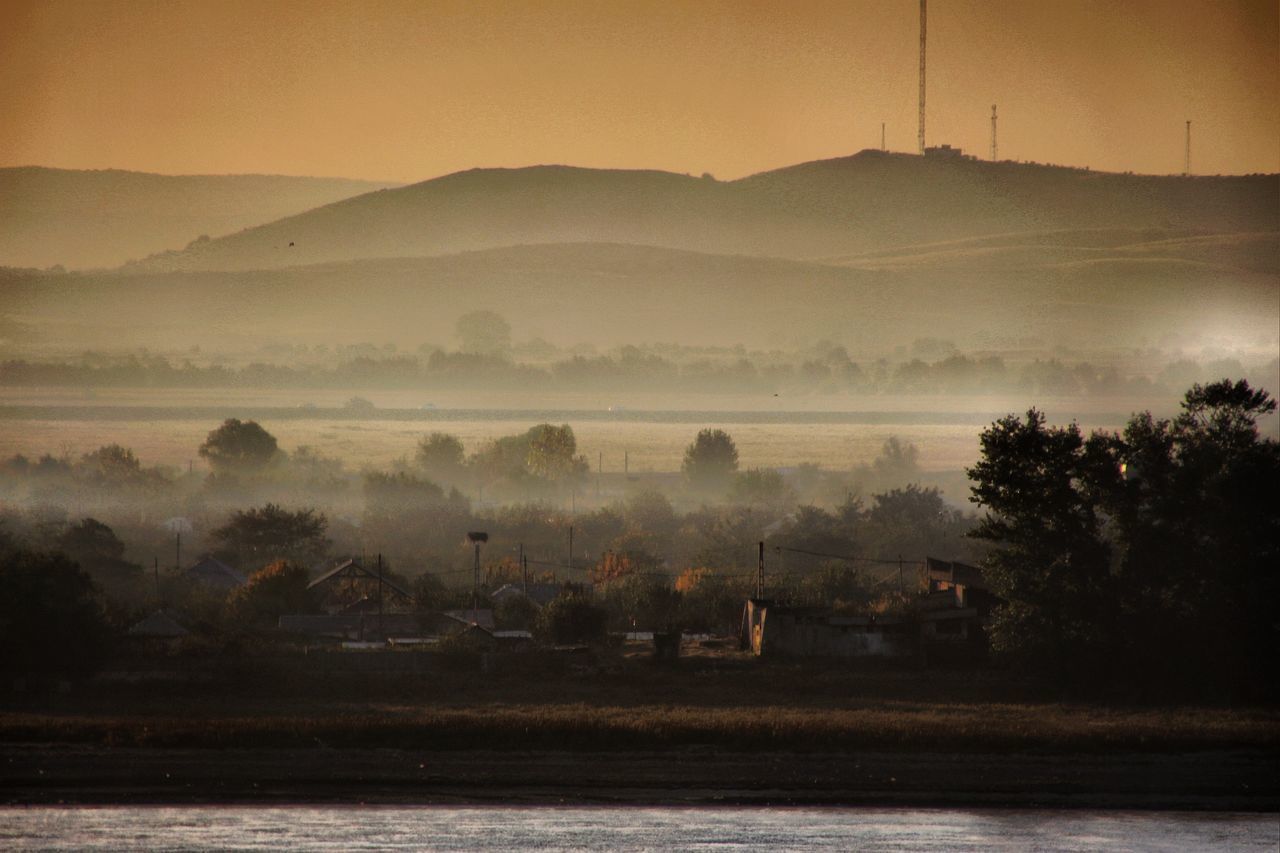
[0,387,1164,475]
[3,655,1276,807]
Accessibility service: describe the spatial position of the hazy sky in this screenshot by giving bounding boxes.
[2,0,1276,182]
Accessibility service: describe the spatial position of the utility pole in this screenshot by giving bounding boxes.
[898,554,904,595]
[757,541,765,599]
[918,0,927,155]
[154,556,160,604]
[568,525,574,576]
[467,531,487,623]
[174,531,181,571]
[377,552,384,638]
[881,121,886,151]
[597,451,602,501]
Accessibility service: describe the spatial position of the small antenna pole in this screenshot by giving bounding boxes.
[918,0,927,154]
[991,104,998,161]
[1184,120,1191,176]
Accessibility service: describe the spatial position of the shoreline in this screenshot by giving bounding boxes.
[3,745,1276,811]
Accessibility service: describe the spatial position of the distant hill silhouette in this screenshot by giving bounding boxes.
[9,241,1276,352]
[0,167,398,269]
[125,151,1278,272]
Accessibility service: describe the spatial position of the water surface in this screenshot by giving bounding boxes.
[2,806,1276,851]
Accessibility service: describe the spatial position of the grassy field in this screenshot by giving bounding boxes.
[3,654,1275,756]
[0,387,1160,474]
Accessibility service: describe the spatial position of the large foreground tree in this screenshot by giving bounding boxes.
[969,380,1279,696]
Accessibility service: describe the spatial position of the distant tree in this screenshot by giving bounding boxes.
[198,418,279,474]
[227,560,314,628]
[410,571,448,612]
[455,310,512,357]
[0,550,111,677]
[56,518,142,600]
[78,444,142,482]
[682,428,739,492]
[860,436,921,489]
[731,468,794,508]
[363,471,446,514]
[415,432,466,482]
[211,503,330,567]
[343,396,376,414]
[526,423,588,483]
[288,445,346,487]
[861,485,973,560]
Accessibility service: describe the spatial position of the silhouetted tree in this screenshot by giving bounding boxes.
[682,428,739,493]
[211,503,329,568]
[415,432,466,483]
[228,560,314,628]
[967,409,1115,680]
[526,423,588,483]
[0,550,111,677]
[198,418,279,474]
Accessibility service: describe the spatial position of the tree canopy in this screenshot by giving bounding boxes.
[682,428,739,492]
[0,549,111,677]
[211,503,330,568]
[968,380,1279,696]
[198,418,279,474]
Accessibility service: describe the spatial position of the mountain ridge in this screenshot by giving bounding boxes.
[123,150,1280,273]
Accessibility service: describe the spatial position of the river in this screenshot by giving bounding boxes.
[2,805,1276,851]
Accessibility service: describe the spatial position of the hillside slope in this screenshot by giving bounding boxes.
[0,167,399,269]
[9,241,1275,353]
[126,152,1279,272]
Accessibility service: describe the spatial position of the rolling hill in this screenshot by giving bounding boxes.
[124,151,1279,272]
[7,241,1276,353]
[0,167,399,270]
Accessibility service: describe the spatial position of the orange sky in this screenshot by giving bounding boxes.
[1,0,1276,182]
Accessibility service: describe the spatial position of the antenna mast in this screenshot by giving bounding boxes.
[1184,120,1191,176]
[990,104,998,161]
[918,0,927,154]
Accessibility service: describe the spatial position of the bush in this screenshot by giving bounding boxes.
[535,595,608,645]
[495,594,539,631]
[0,550,112,678]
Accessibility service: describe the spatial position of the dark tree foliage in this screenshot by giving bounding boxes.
[227,559,315,629]
[1090,380,1279,696]
[682,428,739,492]
[415,432,466,483]
[969,381,1279,696]
[211,503,330,568]
[535,594,608,645]
[968,409,1117,680]
[56,518,141,599]
[198,418,279,473]
[0,549,111,677]
[600,572,682,632]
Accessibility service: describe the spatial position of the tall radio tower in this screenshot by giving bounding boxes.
[990,104,998,161]
[918,0,927,155]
